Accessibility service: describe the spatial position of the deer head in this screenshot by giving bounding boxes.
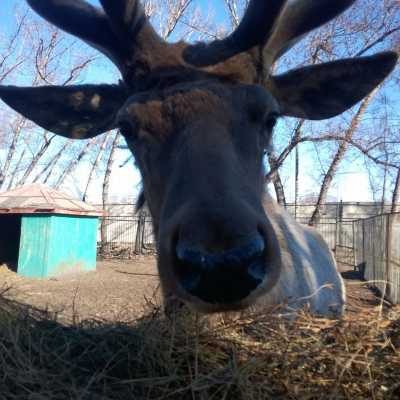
[0,0,397,312]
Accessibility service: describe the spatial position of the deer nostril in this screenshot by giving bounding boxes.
[175,235,267,304]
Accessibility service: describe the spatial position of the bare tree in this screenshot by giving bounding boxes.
[82,134,110,202]
[100,132,121,253]
[267,151,287,206]
[0,117,26,188]
[54,138,96,190]
[6,149,26,190]
[391,168,400,213]
[17,132,56,186]
[309,89,379,225]
[0,6,97,192]
[32,141,70,183]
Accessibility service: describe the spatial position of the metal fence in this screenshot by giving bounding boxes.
[96,206,400,304]
[98,214,155,258]
[97,213,354,262]
[353,213,400,304]
[295,217,354,265]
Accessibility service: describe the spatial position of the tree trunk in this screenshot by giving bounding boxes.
[32,142,71,183]
[54,139,95,190]
[17,133,55,186]
[267,152,287,207]
[6,149,26,190]
[309,89,378,225]
[380,126,389,214]
[100,132,120,255]
[82,134,109,202]
[0,117,25,188]
[381,165,387,214]
[265,120,304,183]
[391,168,400,214]
[294,145,300,220]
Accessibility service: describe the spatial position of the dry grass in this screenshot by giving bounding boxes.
[0,287,399,400]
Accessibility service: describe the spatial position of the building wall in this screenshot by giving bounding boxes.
[18,215,51,277]
[46,215,98,277]
[18,215,98,278]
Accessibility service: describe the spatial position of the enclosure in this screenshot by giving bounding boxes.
[97,203,400,305]
[97,202,366,260]
[354,213,400,304]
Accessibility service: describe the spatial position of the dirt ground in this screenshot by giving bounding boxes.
[0,258,161,323]
[0,258,392,322]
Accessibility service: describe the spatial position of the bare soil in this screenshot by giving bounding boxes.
[0,258,392,323]
[0,258,161,323]
[338,263,392,314]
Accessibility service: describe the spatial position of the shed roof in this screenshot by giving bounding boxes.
[0,184,103,216]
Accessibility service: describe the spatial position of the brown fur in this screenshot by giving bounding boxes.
[206,52,259,84]
[124,89,228,138]
[128,37,258,88]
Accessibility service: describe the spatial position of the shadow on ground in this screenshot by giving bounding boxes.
[1,286,400,400]
[340,269,362,280]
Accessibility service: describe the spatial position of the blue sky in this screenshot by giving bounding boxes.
[1,0,228,34]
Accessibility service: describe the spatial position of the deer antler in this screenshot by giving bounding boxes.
[98,0,149,41]
[183,0,287,67]
[27,0,127,69]
[262,0,357,69]
[183,0,356,69]
[27,0,167,82]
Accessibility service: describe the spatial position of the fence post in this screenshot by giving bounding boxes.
[385,213,392,301]
[352,221,356,270]
[134,213,144,254]
[334,204,339,254]
[140,214,147,254]
[361,219,365,278]
[100,217,108,256]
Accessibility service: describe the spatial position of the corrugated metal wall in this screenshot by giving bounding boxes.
[18,215,98,278]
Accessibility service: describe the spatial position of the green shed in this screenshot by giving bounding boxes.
[0,184,103,278]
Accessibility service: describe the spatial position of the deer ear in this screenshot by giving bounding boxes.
[270,52,398,120]
[0,84,128,139]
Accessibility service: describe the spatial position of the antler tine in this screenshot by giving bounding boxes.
[27,0,128,70]
[183,0,287,68]
[99,0,160,44]
[263,0,357,69]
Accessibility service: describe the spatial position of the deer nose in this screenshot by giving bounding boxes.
[175,235,266,304]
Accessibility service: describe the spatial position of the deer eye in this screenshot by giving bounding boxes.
[264,113,279,131]
[119,121,134,137]
[119,120,141,146]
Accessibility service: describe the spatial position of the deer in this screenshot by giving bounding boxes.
[0,0,397,317]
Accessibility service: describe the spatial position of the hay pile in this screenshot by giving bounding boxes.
[0,288,399,400]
